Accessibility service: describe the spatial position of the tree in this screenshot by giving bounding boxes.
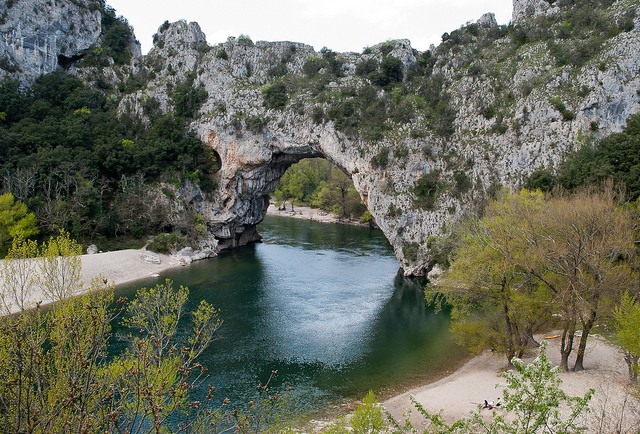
[529,188,637,371]
[0,236,38,313]
[0,277,224,433]
[321,390,385,434]
[0,192,39,257]
[37,229,83,303]
[613,292,640,381]
[435,187,638,372]
[431,190,552,365]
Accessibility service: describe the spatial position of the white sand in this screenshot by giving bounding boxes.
[383,335,640,432]
[267,203,367,226]
[79,248,184,287]
[1,248,185,314]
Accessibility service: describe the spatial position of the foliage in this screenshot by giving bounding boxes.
[274,158,367,220]
[263,81,288,109]
[613,292,640,381]
[532,188,637,371]
[0,278,225,433]
[549,96,575,121]
[388,342,593,433]
[0,70,217,242]
[432,188,637,369]
[320,390,385,434]
[524,168,555,192]
[171,75,208,119]
[80,5,135,66]
[37,229,83,303]
[238,34,253,45]
[0,235,38,312]
[370,148,389,168]
[413,171,441,210]
[147,231,187,253]
[431,190,550,364]
[0,192,38,256]
[557,113,640,199]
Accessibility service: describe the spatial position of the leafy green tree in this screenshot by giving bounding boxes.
[0,235,38,313]
[37,229,83,303]
[431,189,551,365]
[0,192,39,257]
[613,292,640,382]
[0,277,224,433]
[528,188,637,371]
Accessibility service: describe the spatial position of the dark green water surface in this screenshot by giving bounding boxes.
[117,215,465,416]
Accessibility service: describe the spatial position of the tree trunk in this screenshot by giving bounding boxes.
[560,322,575,372]
[574,308,597,372]
[523,328,540,348]
[624,353,639,382]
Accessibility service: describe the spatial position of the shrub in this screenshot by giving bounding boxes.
[263,82,288,109]
[371,148,389,168]
[147,231,186,253]
[215,49,228,60]
[246,115,267,133]
[237,34,253,45]
[549,96,575,121]
[453,170,472,195]
[413,171,441,210]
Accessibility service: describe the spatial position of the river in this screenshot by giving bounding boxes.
[116,215,465,418]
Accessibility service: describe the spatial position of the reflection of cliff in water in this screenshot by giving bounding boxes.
[314,270,465,397]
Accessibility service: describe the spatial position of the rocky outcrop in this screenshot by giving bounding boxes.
[512,0,558,23]
[114,0,640,275]
[0,0,102,82]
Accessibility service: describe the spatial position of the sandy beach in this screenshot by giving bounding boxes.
[1,248,185,314]
[266,203,368,226]
[382,335,640,432]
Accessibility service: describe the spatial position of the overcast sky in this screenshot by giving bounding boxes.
[106,0,514,54]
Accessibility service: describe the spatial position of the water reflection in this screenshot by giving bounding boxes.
[115,215,464,415]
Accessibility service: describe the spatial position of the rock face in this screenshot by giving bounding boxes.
[120,3,638,275]
[2,1,639,275]
[0,0,103,82]
[512,0,558,23]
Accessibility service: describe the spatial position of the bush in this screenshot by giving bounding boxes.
[371,148,389,168]
[262,81,288,109]
[413,171,441,210]
[147,231,186,253]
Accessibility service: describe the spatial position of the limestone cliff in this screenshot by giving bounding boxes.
[0,0,140,83]
[116,0,639,275]
[2,0,639,275]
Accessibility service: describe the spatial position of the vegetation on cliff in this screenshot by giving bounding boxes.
[0,70,217,246]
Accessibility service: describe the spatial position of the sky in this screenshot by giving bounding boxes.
[106,0,514,55]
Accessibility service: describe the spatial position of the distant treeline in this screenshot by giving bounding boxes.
[273,158,368,221]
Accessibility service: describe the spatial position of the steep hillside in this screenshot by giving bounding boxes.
[1,0,639,274]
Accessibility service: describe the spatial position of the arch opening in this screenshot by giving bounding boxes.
[269,157,370,225]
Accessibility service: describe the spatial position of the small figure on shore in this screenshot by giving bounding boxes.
[483,398,501,410]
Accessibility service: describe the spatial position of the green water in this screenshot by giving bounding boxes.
[117,215,465,415]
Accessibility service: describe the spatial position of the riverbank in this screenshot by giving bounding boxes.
[380,334,639,432]
[266,203,370,227]
[1,248,185,314]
